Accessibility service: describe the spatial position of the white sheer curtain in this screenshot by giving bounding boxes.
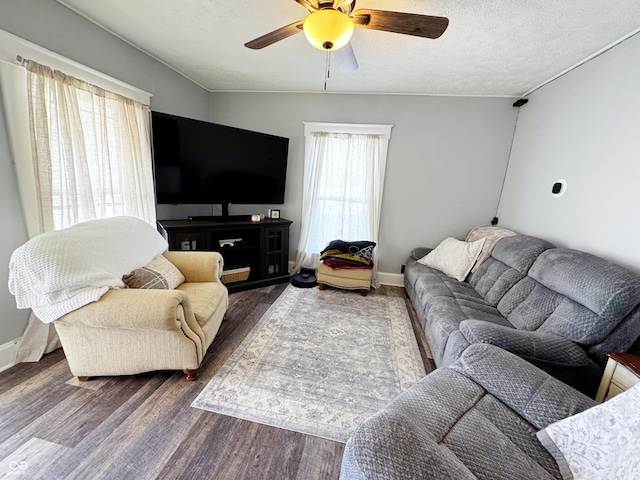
[292,123,392,287]
[14,60,156,363]
[25,60,156,231]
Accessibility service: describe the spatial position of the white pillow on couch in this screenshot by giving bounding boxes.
[418,237,486,282]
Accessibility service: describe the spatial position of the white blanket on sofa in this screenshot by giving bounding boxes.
[537,382,640,479]
[8,216,168,323]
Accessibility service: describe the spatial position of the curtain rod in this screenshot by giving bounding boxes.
[0,56,27,68]
[11,55,151,108]
[1,30,151,104]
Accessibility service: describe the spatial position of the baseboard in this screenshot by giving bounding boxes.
[378,272,404,287]
[0,337,20,373]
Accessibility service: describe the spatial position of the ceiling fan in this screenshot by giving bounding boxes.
[245,0,449,73]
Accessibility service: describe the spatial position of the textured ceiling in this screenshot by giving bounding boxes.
[57,0,640,97]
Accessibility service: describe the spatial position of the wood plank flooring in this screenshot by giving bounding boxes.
[0,284,434,480]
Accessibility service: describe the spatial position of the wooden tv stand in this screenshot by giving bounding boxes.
[157,217,292,293]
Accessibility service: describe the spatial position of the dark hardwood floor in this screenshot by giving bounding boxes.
[0,283,434,480]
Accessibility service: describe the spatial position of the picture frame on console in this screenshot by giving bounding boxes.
[269,209,281,219]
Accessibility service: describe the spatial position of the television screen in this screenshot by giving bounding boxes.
[151,111,289,206]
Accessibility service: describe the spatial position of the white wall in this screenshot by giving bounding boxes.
[0,0,211,345]
[0,85,30,343]
[498,32,640,273]
[196,92,518,273]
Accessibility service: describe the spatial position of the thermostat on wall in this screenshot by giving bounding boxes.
[552,179,567,198]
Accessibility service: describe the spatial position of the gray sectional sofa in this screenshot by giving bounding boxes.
[339,233,640,479]
[340,344,597,480]
[404,234,640,396]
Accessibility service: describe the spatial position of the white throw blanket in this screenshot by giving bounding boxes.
[537,382,640,479]
[8,216,168,323]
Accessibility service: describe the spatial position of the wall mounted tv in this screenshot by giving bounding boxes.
[151,111,289,217]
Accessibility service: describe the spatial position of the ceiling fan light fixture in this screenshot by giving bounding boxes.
[303,9,354,51]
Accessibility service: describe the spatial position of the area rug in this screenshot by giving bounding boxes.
[192,285,426,442]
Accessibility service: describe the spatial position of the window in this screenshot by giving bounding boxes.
[26,60,156,232]
[292,122,392,287]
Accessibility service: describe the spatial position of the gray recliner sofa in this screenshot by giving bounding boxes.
[404,234,640,395]
[340,343,597,480]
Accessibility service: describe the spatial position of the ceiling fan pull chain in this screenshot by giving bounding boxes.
[324,50,331,90]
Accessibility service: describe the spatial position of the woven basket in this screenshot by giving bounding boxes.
[221,266,250,284]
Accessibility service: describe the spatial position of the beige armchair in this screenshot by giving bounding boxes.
[54,251,228,381]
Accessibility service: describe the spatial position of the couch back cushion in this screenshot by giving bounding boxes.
[496,278,563,331]
[469,235,555,306]
[498,248,640,344]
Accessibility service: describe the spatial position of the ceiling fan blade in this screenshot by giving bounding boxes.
[351,9,449,39]
[333,42,358,73]
[333,0,354,9]
[295,0,319,12]
[245,21,304,49]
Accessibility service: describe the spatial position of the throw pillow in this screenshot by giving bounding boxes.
[122,254,185,289]
[418,237,486,281]
[537,382,640,480]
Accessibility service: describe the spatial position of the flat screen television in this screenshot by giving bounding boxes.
[151,111,289,217]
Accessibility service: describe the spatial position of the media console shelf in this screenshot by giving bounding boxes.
[157,217,292,293]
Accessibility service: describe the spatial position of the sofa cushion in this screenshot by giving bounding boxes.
[469,257,526,306]
[530,249,640,318]
[497,278,564,331]
[176,282,227,326]
[529,248,640,342]
[442,395,560,480]
[469,235,555,306]
[418,237,486,282]
[495,248,640,345]
[413,267,485,308]
[492,235,556,274]
[403,258,428,292]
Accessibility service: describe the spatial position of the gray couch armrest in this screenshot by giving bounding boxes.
[459,319,592,366]
[340,367,488,480]
[410,247,432,260]
[449,344,596,429]
[340,405,476,480]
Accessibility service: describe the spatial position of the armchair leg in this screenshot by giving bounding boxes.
[77,376,89,382]
[183,368,200,381]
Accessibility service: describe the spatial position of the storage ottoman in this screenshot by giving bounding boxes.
[317,263,373,296]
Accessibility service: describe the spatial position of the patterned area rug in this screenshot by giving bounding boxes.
[192,285,426,442]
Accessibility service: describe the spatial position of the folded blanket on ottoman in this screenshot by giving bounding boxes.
[320,240,376,269]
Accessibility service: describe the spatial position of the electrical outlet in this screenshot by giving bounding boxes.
[401,264,405,273]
